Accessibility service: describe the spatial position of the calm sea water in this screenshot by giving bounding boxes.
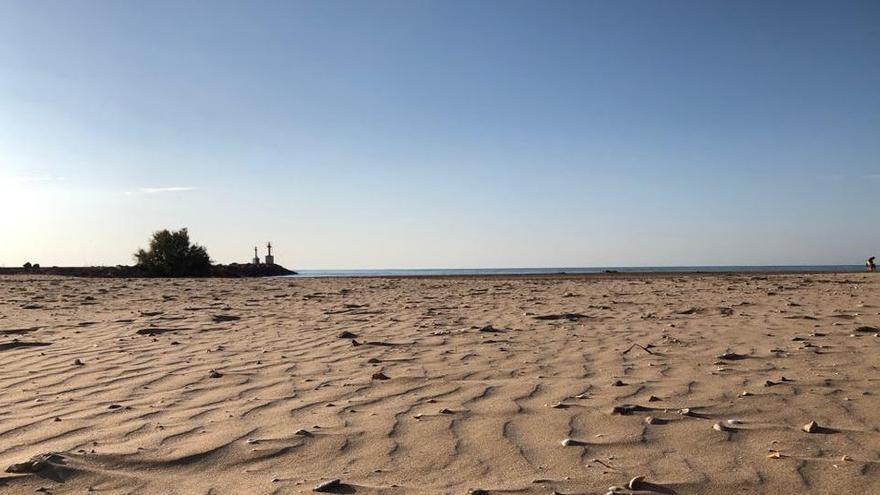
[288,265,864,278]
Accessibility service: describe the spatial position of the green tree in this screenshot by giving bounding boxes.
[134,228,211,277]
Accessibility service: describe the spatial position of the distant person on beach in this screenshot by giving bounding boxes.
[868,256,876,272]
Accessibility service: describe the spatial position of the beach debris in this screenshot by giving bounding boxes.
[628,476,647,490]
[622,343,654,355]
[478,325,503,333]
[803,420,820,433]
[644,416,665,425]
[208,369,223,378]
[371,371,390,380]
[533,313,589,321]
[561,438,587,447]
[648,395,661,402]
[716,352,747,360]
[5,453,65,474]
[679,408,695,417]
[338,331,358,339]
[135,328,180,336]
[73,359,84,366]
[767,451,784,459]
[439,408,454,414]
[611,380,626,387]
[468,490,489,495]
[294,429,313,437]
[611,404,649,415]
[713,422,732,432]
[313,478,342,492]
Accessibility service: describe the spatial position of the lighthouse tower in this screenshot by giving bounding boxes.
[265,242,275,265]
[252,246,260,265]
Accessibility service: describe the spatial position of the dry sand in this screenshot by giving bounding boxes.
[1,273,879,494]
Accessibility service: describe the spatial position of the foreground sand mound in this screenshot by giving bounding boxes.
[0,273,879,494]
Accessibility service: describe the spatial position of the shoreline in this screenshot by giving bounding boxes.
[284,269,870,280]
[0,267,868,281]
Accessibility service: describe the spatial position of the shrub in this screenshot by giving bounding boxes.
[23,262,32,269]
[134,228,211,277]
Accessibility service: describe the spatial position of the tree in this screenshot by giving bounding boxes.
[22,262,32,269]
[134,228,211,277]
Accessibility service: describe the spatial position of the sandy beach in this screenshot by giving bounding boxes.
[1,272,879,494]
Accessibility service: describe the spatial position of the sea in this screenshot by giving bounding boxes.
[287,265,865,278]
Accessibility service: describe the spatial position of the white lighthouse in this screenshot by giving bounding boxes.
[265,242,274,265]
[252,246,260,265]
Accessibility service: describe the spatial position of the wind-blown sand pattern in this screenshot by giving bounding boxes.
[1,273,879,494]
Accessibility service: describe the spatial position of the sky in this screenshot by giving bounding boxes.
[1,0,878,269]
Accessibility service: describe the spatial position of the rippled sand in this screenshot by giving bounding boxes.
[1,273,879,494]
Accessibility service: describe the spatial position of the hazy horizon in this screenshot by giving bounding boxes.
[2,0,878,269]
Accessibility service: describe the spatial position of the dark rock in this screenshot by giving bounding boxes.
[135,328,180,336]
[211,314,241,323]
[611,404,649,415]
[314,479,342,492]
[478,325,502,333]
[0,341,51,352]
[534,313,590,321]
[5,453,65,474]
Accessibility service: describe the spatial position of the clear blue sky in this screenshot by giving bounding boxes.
[1,0,878,268]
